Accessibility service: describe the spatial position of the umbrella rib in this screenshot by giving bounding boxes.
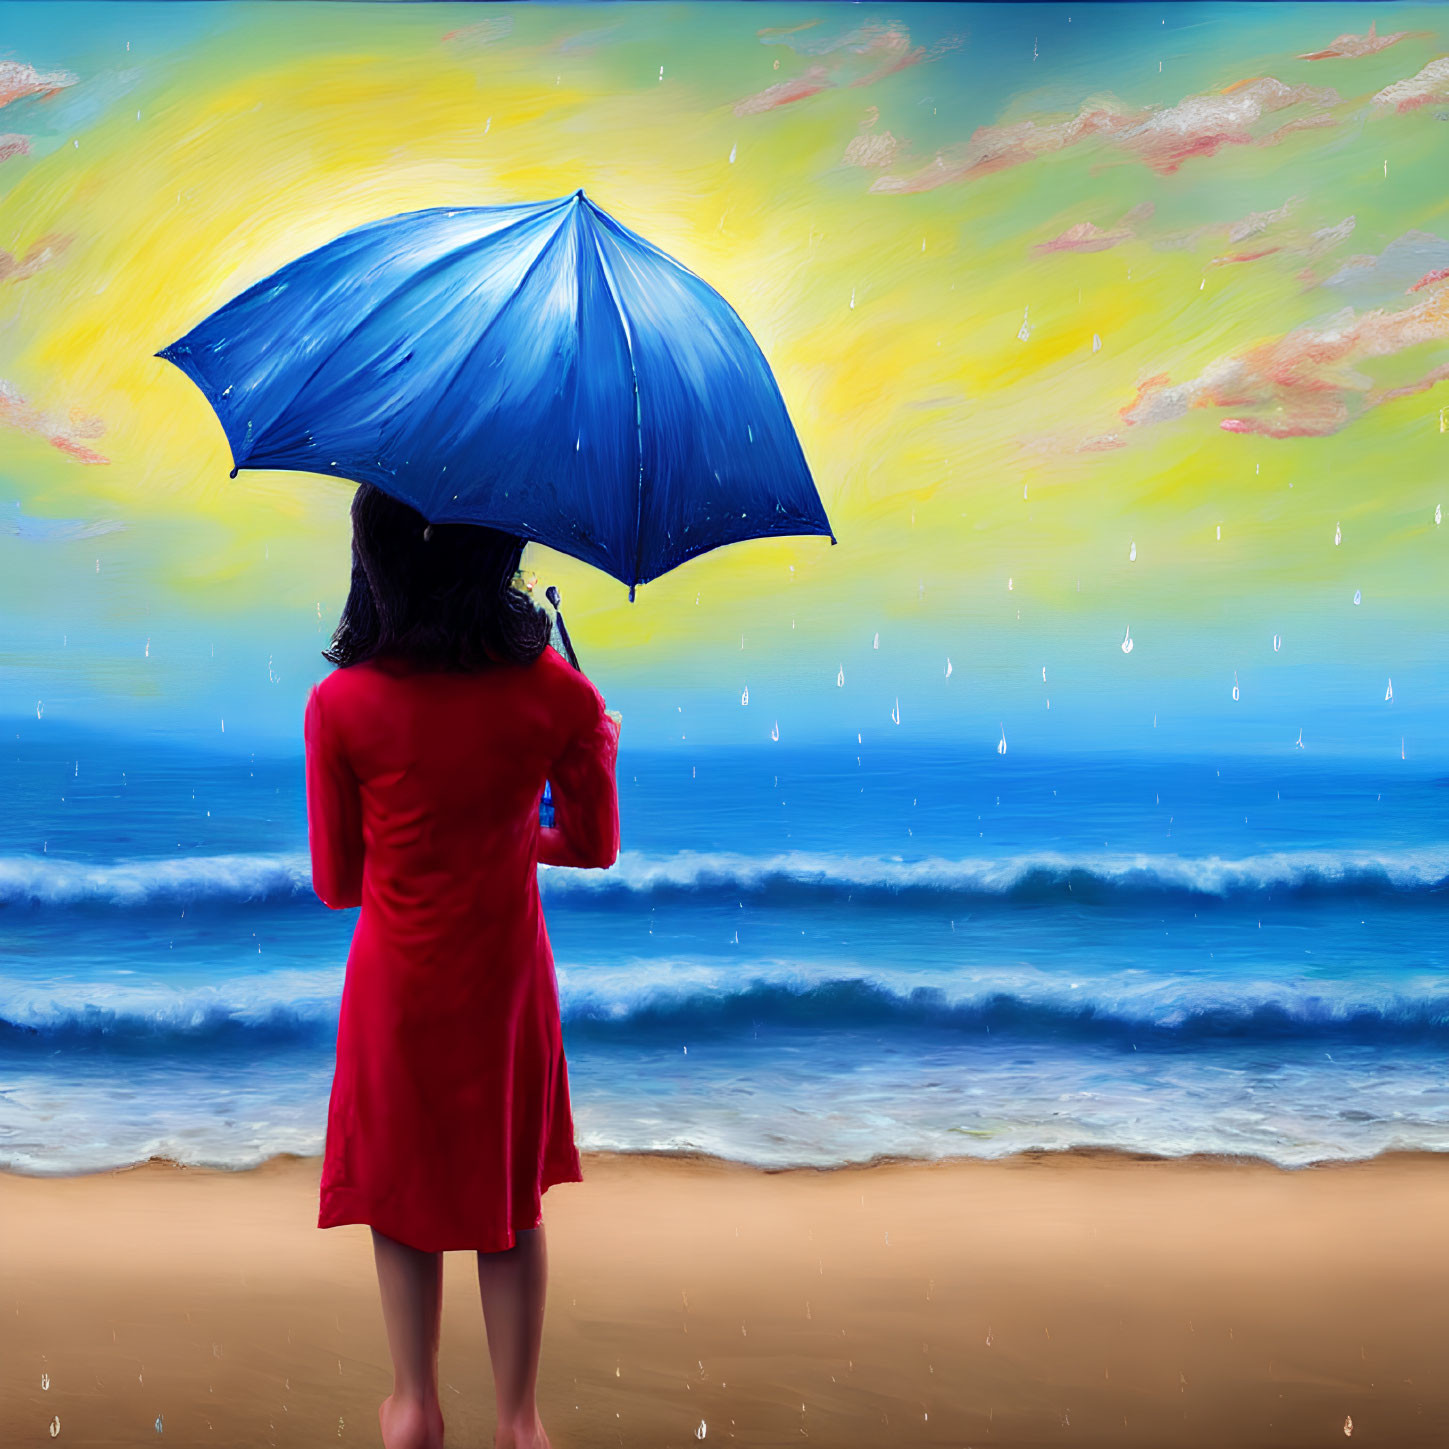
[586,227,644,601]
[246,205,560,464]
[400,215,578,502]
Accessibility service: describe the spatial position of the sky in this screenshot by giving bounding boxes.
[1,2,1446,759]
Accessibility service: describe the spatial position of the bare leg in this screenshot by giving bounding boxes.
[477,1222,551,1449]
[371,1228,446,1449]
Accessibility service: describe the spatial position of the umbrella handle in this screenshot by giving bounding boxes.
[544,585,581,672]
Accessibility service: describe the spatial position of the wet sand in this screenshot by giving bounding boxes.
[2,1148,1447,1446]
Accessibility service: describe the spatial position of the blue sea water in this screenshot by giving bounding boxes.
[1,718,1446,1173]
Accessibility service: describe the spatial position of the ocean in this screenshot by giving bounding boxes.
[1,720,1446,1174]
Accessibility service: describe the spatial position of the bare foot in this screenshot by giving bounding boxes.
[379,1393,445,1449]
[494,1410,551,1449]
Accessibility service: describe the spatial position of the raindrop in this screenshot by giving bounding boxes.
[41,1374,49,1390]
[850,288,856,310]
[95,558,100,572]
[1121,626,1134,654]
[1129,541,1136,561]
[728,142,737,164]
[997,725,1007,755]
[1353,589,1362,605]
[155,1416,164,1434]
[1041,666,1046,682]
[1296,728,1305,749]
[1092,333,1102,353]
[1344,1414,1354,1437]
[36,700,43,719]
[945,658,952,678]
[771,721,779,742]
[1007,577,1014,591]
[1436,503,1442,525]
[890,698,900,725]
[1334,521,1342,546]
[1231,671,1239,702]
[1017,306,1031,341]
[872,633,879,650]
[659,65,664,80]
[144,638,150,658]
[697,1421,708,1440]
[1385,678,1393,703]
[1273,634,1282,652]
[1216,524,1222,540]
[837,667,845,687]
[741,686,748,706]
[50,1418,60,1438]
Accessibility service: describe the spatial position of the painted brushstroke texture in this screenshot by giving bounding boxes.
[0,2,1444,756]
[1299,20,1418,61]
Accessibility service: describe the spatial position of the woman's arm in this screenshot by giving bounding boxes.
[539,706,621,869]
[304,683,364,909]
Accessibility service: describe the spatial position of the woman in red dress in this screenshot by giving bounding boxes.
[304,483,621,1449]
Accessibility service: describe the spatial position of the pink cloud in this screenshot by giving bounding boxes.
[871,76,1338,193]
[841,21,927,88]
[1207,246,1284,268]
[0,133,28,164]
[0,60,76,110]
[1119,285,1449,440]
[735,65,834,116]
[1110,77,1340,173]
[0,379,108,464]
[870,104,1138,193]
[739,21,963,116]
[842,105,902,167]
[1299,21,1417,61]
[1035,221,1134,255]
[1373,56,1449,112]
[0,233,72,284]
[1368,360,1449,406]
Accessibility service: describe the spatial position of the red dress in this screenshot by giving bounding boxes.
[303,643,620,1253]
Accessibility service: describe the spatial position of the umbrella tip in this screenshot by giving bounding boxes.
[229,466,238,479]
[628,583,635,603]
[575,187,585,199]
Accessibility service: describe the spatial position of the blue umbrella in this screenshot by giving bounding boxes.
[156,188,835,600]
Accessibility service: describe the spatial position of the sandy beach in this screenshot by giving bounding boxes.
[2,1149,1447,1447]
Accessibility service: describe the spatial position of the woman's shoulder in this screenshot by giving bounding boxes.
[530,644,605,721]
[310,656,409,712]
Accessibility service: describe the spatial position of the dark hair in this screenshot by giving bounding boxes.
[322,482,552,671]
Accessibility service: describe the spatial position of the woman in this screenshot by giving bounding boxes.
[304,481,621,1449]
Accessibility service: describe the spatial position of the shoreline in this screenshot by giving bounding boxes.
[4,1139,1447,1181]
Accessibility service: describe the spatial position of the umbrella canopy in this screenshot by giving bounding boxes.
[156,188,835,600]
